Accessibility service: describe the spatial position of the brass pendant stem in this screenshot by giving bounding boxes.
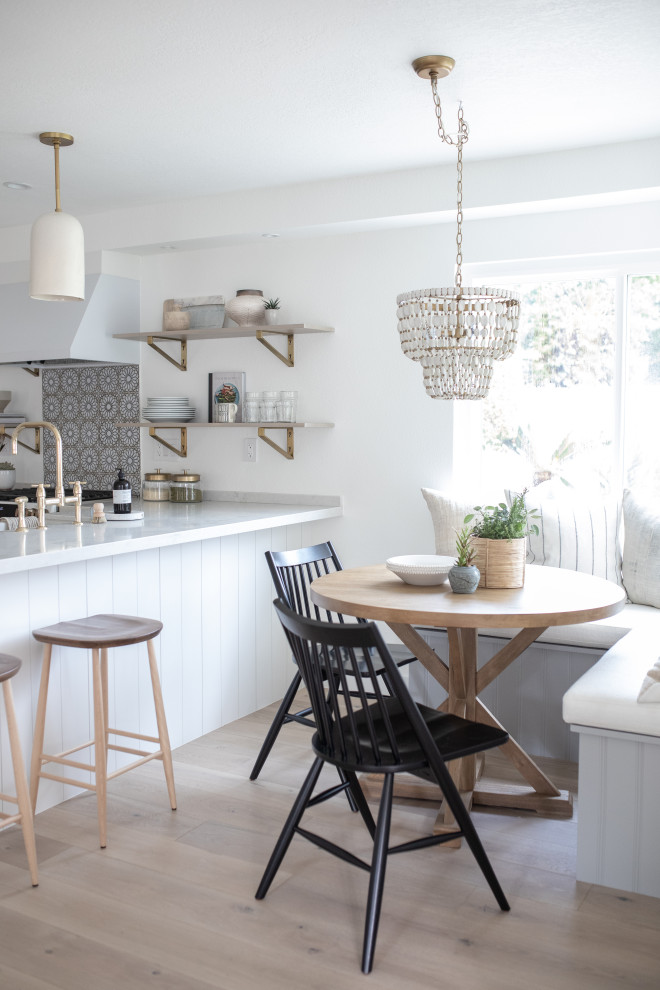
[53,140,61,212]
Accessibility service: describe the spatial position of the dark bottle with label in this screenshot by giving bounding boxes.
[112,468,132,514]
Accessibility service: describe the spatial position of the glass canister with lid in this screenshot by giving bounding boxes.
[170,471,203,503]
[143,470,171,501]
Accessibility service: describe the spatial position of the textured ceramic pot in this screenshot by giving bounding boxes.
[225,290,264,327]
[448,564,480,594]
[0,468,16,491]
[263,308,280,325]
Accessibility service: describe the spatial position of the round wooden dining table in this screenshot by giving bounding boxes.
[311,564,625,835]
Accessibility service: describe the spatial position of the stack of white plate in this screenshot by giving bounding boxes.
[143,397,196,422]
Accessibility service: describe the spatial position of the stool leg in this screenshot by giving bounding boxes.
[91,648,108,849]
[146,638,177,811]
[30,644,52,814]
[101,647,110,758]
[3,681,38,886]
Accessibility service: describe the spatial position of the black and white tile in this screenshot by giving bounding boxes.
[42,365,141,494]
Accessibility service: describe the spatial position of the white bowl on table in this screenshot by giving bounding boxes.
[385,555,454,586]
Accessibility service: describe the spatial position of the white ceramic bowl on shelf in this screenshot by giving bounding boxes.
[385,554,454,586]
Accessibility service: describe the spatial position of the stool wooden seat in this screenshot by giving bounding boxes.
[31,613,176,849]
[0,654,38,885]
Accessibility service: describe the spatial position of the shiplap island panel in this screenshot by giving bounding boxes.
[0,496,341,816]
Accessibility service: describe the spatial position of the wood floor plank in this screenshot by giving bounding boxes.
[0,697,655,988]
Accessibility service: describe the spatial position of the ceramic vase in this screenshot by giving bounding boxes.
[263,308,280,325]
[448,564,480,594]
[225,290,264,326]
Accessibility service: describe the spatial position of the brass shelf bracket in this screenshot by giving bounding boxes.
[22,367,40,378]
[255,329,294,367]
[148,426,188,458]
[147,335,188,371]
[258,426,294,460]
[0,425,40,454]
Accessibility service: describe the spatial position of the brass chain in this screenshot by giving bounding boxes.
[431,75,469,291]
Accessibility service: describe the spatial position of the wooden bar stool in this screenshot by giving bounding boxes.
[30,614,177,848]
[0,654,39,885]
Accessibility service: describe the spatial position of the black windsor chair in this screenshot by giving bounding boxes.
[249,541,415,783]
[256,599,510,974]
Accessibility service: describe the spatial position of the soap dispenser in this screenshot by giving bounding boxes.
[112,468,132,515]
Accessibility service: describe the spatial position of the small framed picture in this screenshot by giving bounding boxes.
[208,371,246,422]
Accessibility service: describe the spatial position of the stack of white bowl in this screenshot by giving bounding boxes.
[143,397,196,422]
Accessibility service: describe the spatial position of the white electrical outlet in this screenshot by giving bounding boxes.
[244,438,257,462]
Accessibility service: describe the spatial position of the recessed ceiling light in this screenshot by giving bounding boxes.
[3,181,32,191]
[261,233,279,238]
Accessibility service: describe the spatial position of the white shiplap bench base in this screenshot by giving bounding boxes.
[563,630,660,898]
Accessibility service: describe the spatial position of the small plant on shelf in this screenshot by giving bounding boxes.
[464,489,539,541]
[0,461,14,471]
[264,297,281,310]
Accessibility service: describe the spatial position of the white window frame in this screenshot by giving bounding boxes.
[455,250,660,496]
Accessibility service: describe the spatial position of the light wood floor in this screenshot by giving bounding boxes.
[0,699,659,990]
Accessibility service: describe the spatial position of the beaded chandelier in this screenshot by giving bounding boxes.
[397,56,520,400]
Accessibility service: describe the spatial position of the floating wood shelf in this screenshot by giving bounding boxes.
[112,324,334,370]
[116,422,334,460]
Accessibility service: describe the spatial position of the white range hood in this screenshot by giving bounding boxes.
[0,272,140,367]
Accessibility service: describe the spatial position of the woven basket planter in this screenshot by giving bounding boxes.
[472,537,526,589]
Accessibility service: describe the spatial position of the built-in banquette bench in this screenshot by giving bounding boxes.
[562,629,660,897]
[413,486,660,761]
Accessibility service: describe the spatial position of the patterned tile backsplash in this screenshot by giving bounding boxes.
[41,365,141,494]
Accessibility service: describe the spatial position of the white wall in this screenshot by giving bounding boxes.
[137,197,660,567]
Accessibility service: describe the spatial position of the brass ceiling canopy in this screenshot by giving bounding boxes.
[411,55,455,80]
[396,55,520,400]
[38,132,74,148]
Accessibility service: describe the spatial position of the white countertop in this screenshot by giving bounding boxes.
[0,497,342,574]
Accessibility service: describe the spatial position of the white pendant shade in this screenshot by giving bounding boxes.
[30,210,85,301]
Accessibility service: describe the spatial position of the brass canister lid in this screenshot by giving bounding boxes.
[144,471,171,481]
[171,473,200,482]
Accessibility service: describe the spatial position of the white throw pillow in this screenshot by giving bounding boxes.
[505,488,623,586]
[638,658,660,703]
[622,490,660,606]
[421,489,473,557]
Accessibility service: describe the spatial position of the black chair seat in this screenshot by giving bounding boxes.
[313,698,507,775]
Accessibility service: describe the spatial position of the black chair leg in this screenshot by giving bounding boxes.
[362,773,393,974]
[430,758,510,913]
[344,770,376,836]
[250,670,304,780]
[256,756,324,901]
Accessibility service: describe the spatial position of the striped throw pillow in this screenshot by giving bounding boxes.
[506,489,623,586]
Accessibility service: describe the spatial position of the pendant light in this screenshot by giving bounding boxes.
[397,57,519,400]
[30,132,85,301]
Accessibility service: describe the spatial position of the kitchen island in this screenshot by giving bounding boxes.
[0,493,341,814]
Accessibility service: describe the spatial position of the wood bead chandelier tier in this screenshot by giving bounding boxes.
[397,56,520,400]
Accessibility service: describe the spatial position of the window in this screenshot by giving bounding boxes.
[462,259,660,497]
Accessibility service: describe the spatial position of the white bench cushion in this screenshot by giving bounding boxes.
[562,630,660,736]
[478,602,659,650]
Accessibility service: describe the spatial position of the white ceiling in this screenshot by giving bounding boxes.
[2,0,659,230]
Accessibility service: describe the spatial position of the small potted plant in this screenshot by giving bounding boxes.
[263,297,281,326]
[448,525,480,594]
[464,489,539,589]
[0,461,16,491]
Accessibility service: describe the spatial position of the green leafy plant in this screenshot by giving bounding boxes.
[464,489,539,541]
[0,461,14,470]
[454,525,477,567]
[264,297,281,310]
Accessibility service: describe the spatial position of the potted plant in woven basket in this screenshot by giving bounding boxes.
[464,490,539,589]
